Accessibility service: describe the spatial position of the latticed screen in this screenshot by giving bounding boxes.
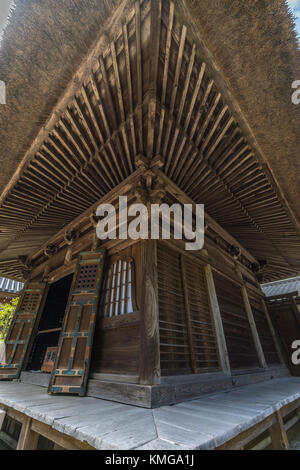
[214,272,259,369]
[157,245,192,375]
[157,243,220,375]
[21,292,41,312]
[75,263,98,290]
[102,259,134,317]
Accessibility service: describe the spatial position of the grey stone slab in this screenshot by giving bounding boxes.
[98,413,157,450]
[154,420,215,450]
[154,407,237,436]
[177,398,260,418]
[176,402,254,425]
[136,438,188,450]
[0,377,300,450]
[52,404,132,434]
[60,406,149,442]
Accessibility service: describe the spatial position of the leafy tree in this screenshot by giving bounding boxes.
[0,297,19,342]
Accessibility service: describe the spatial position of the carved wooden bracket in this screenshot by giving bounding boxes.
[64,229,79,246]
[44,244,58,259]
[230,245,242,260]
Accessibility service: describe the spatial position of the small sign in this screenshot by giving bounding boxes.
[41,347,57,373]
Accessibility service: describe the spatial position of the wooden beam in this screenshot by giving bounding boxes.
[17,417,39,450]
[269,410,290,450]
[30,419,93,450]
[139,239,160,385]
[181,255,198,374]
[241,284,267,369]
[262,299,286,366]
[204,264,230,375]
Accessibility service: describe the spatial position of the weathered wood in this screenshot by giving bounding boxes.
[269,410,290,450]
[204,265,230,374]
[261,299,285,365]
[0,282,47,380]
[17,417,39,450]
[181,256,197,373]
[139,240,160,385]
[48,249,106,396]
[241,284,267,368]
[217,414,276,450]
[30,419,93,450]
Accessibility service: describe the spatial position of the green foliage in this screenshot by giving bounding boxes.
[0,297,19,342]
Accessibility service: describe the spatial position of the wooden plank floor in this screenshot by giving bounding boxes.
[0,377,300,449]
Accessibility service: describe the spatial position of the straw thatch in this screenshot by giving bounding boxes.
[0,0,121,194]
[185,0,300,223]
[0,0,299,281]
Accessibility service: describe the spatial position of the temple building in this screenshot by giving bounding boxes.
[0,0,299,450]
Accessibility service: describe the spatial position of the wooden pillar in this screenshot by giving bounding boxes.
[139,239,160,385]
[241,284,267,369]
[290,296,300,328]
[262,299,286,366]
[269,410,290,450]
[204,264,231,375]
[181,256,197,374]
[17,417,39,450]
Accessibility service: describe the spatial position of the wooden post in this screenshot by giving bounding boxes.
[241,285,267,369]
[290,296,300,328]
[181,256,197,374]
[269,410,290,450]
[139,239,160,385]
[204,264,231,375]
[17,417,39,450]
[262,299,286,366]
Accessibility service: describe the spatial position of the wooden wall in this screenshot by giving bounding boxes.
[90,243,141,376]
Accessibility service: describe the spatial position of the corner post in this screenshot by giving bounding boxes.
[139,239,160,385]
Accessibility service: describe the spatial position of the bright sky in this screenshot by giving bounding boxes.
[0,0,14,42]
[0,1,299,45]
[288,0,300,36]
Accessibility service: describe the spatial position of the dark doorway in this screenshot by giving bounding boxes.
[26,273,73,371]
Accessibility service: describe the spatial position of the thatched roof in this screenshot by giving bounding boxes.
[0,0,299,281]
[0,0,122,195]
[185,0,300,226]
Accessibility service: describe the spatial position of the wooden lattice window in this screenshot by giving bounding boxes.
[75,263,98,290]
[21,292,41,312]
[102,258,136,317]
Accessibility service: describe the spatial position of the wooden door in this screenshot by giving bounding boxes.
[0,282,46,379]
[48,249,106,396]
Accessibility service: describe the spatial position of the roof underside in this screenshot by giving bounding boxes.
[0,277,23,294]
[0,0,299,282]
[262,276,300,297]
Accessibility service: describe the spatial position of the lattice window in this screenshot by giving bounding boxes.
[75,263,98,290]
[102,258,135,317]
[20,292,40,312]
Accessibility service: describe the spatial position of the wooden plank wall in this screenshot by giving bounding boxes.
[157,242,220,376]
[90,243,141,376]
[213,272,260,370]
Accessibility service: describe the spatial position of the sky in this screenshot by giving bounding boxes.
[0,0,14,43]
[288,0,300,37]
[0,1,299,45]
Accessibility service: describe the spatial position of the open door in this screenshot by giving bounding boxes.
[0,282,47,380]
[48,249,106,396]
